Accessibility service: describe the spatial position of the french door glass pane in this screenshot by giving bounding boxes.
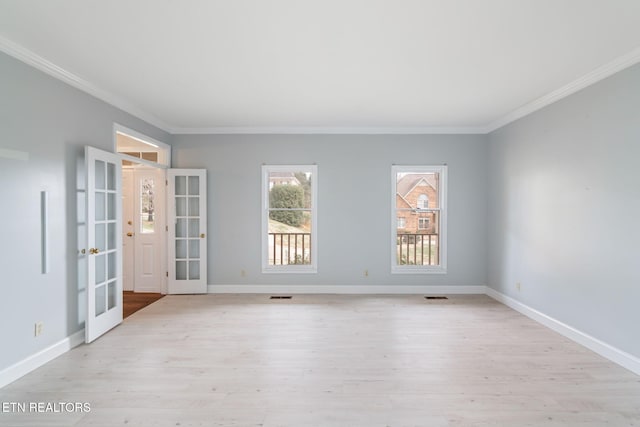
[175,176,187,195]
[107,163,116,190]
[95,193,105,221]
[176,197,187,216]
[188,176,199,195]
[107,223,116,250]
[107,282,116,310]
[108,252,116,280]
[95,224,105,251]
[95,254,106,284]
[176,240,187,259]
[188,197,199,216]
[189,261,200,280]
[107,193,116,220]
[176,218,187,238]
[188,219,200,238]
[176,261,187,280]
[189,239,200,259]
[95,160,105,190]
[95,285,106,316]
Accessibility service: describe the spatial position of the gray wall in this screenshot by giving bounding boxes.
[171,134,488,288]
[0,52,170,371]
[487,63,640,358]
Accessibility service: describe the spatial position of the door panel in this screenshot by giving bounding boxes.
[168,169,207,294]
[133,168,164,292]
[86,146,123,343]
[122,169,134,291]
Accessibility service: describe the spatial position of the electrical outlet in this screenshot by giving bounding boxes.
[240,269,246,277]
[364,269,369,277]
[34,322,43,337]
[516,282,521,291]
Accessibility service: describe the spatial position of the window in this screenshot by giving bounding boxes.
[392,165,447,273]
[262,165,317,273]
[418,217,429,230]
[397,217,406,229]
[417,194,429,209]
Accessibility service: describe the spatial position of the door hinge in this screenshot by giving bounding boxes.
[166,180,168,186]
[166,271,169,277]
[166,225,168,231]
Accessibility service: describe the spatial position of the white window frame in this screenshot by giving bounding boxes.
[262,165,318,273]
[397,217,406,229]
[417,194,429,209]
[418,217,430,230]
[391,165,447,274]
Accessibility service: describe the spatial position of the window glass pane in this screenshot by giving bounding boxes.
[188,219,200,238]
[176,261,187,280]
[108,223,116,250]
[107,282,116,310]
[176,239,187,259]
[188,176,199,195]
[107,193,116,220]
[189,239,200,259]
[95,192,105,221]
[269,171,312,209]
[176,218,187,238]
[95,254,106,285]
[175,176,186,195]
[394,168,444,269]
[188,261,200,280]
[95,160,105,190]
[108,252,116,280]
[140,178,155,233]
[268,215,312,266]
[176,197,187,217]
[107,163,116,190]
[95,285,106,316]
[95,223,105,251]
[188,197,199,216]
[141,152,158,162]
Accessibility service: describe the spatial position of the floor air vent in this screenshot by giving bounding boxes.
[425,296,448,300]
[270,296,293,299]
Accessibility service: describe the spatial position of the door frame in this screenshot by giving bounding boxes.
[113,124,171,295]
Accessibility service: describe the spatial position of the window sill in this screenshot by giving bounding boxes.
[262,266,318,274]
[391,266,447,275]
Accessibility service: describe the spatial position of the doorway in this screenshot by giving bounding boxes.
[115,125,171,315]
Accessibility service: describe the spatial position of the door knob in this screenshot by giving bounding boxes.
[200,233,206,238]
[127,232,134,237]
[89,248,100,255]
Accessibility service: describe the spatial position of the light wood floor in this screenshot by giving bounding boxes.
[1,295,639,426]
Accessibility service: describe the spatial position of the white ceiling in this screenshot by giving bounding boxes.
[1,0,640,134]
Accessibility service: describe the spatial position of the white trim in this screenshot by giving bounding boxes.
[113,123,171,167]
[262,165,318,273]
[391,165,447,274]
[485,287,640,376]
[3,35,640,135]
[486,46,640,132]
[208,284,487,294]
[0,330,84,388]
[0,35,171,133]
[169,126,487,135]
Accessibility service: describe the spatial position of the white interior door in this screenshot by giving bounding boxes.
[85,146,123,343]
[167,169,207,294]
[134,167,165,293]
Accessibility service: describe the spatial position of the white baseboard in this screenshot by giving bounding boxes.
[485,287,640,376]
[0,330,84,388]
[207,284,487,295]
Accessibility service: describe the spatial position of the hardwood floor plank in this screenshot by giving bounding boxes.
[1,295,639,426]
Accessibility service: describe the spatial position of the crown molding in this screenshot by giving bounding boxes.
[2,34,640,136]
[486,46,640,133]
[0,34,172,133]
[168,125,488,135]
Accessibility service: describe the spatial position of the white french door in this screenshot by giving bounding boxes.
[85,146,123,343]
[167,169,207,294]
